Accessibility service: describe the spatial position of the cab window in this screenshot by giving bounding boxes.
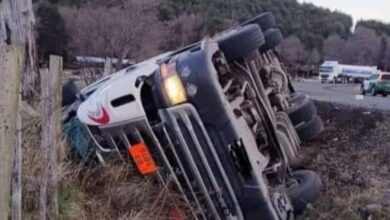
[320,66,333,73]
[370,74,379,80]
[381,74,390,80]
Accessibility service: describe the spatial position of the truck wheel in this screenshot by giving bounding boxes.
[370,86,377,96]
[382,93,388,97]
[287,96,316,127]
[296,115,324,141]
[217,24,265,62]
[361,85,365,95]
[289,93,306,103]
[241,12,276,31]
[62,79,80,107]
[287,170,322,214]
[260,28,283,52]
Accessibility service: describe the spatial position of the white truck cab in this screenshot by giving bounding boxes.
[77,52,171,127]
[319,61,340,83]
[319,61,378,83]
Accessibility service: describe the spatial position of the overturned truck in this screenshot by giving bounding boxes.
[62,12,323,220]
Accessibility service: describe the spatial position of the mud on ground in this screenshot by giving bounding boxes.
[300,101,390,220]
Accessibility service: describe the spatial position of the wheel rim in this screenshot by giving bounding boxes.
[271,192,294,220]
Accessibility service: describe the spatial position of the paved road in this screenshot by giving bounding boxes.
[293,80,390,110]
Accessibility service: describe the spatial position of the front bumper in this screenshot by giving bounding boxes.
[158,104,281,220]
[92,102,282,220]
[94,103,243,220]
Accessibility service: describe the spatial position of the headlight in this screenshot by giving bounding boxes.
[160,63,188,106]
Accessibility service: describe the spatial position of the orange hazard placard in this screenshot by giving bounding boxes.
[129,142,158,175]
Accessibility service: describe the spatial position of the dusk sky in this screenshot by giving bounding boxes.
[298,0,390,24]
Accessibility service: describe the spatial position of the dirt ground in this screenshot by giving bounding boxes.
[300,101,390,220]
[22,100,390,219]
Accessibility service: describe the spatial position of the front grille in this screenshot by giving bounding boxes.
[159,104,243,220]
[88,104,243,220]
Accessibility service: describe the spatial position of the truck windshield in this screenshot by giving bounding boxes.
[320,66,333,73]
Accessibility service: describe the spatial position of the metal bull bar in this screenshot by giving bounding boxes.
[159,104,244,220]
[89,103,244,220]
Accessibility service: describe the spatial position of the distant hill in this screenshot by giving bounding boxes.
[42,0,390,71]
[158,0,353,50]
[357,20,390,36]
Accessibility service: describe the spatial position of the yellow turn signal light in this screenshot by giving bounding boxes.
[164,74,187,105]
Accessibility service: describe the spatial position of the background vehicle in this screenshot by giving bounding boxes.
[361,72,390,97]
[319,61,378,83]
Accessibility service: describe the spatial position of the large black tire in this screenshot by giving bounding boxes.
[217,24,265,62]
[62,79,79,107]
[287,96,317,127]
[260,28,283,52]
[296,115,324,141]
[287,170,322,214]
[289,93,306,103]
[241,12,276,31]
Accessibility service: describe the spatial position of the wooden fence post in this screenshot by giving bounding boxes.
[12,86,23,220]
[39,55,63,220]
[0,45,24,220]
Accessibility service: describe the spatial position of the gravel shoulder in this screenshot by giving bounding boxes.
[300,101,390,220]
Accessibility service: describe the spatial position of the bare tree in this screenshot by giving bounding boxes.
[308,48,321,66]
[61,0,162,66]
[344,27,382,65]
[279,35,307,66]
[323,34,347,62]
[381,36,390,71]
[163,13,205,50]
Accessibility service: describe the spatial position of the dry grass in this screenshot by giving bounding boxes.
[300,101,390,220]
[57,162,185,220]
[21,113,186,220]
[24,100,390,219]
[300,190,390,220]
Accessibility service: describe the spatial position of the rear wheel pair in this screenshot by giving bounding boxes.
[240,12,284,52]
[217,13,284,62]
[287,94,324,141]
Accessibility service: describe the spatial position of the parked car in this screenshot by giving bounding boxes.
[361,72,390,97]
[62,12,323,219]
